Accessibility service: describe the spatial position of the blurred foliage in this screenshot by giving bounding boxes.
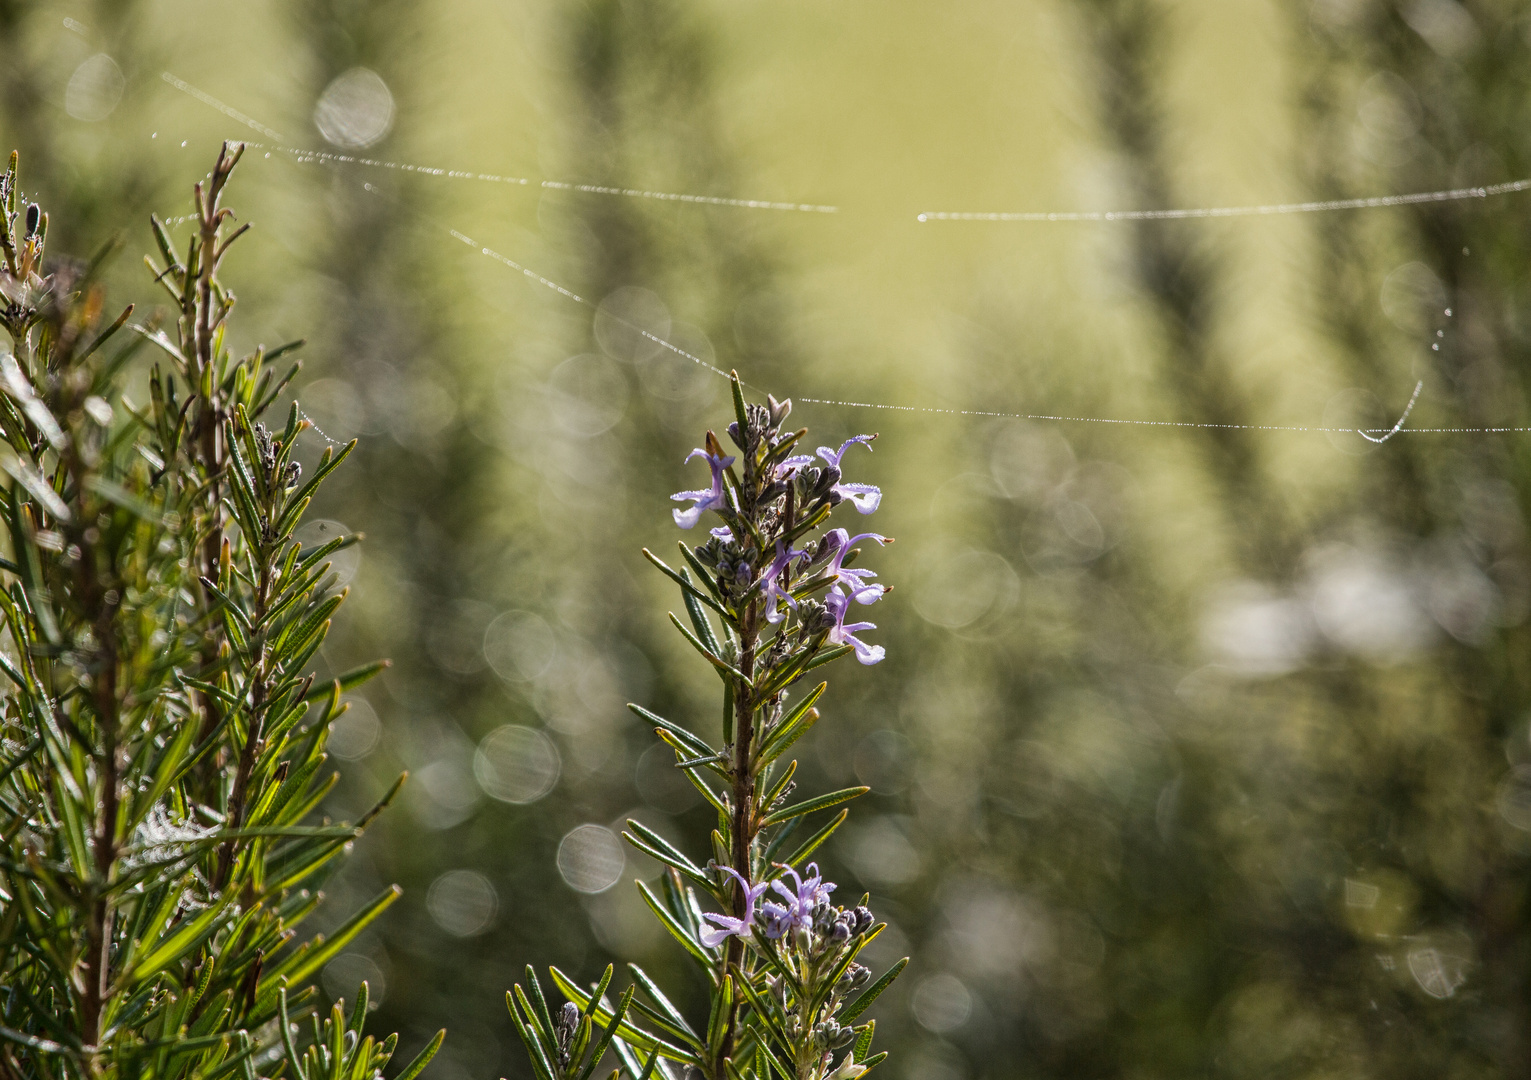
[6,0,1531,1078]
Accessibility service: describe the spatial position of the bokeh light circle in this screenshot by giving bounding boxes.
[483,611,558,683]
[314,68,395,148]
[427,869,498,937]
[327,698,380,761]
[911,972,972,1033]
[322,953,385,1008]
[474,725,560,804]
[65,55,124,122]
[557,824,625,894]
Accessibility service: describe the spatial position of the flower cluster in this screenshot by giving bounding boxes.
[698,862,880,1079]
[674,394,892,665]
[702,863,874,948]
[513,378,903,1080]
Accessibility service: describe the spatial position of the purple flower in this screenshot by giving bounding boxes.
[761,542,807,624]
[825,586,885,665]
[672,448,735,530]
[820,529,890,605]
[817,437,881,515]
[700,866,769,948]
[777,453,814,479]
[760,863,836,938]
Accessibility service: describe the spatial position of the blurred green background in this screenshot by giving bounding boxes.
[7,0,1531,1076]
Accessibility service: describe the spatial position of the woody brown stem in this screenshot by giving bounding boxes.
[718,596,758,1078]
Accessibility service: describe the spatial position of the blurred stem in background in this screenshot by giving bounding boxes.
[1073,0,1297,570]
[1292,0,1531,1070]
[276,0,518,1071]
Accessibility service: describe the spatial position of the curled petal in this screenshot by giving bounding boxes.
[685,448,736,470]
[673,503,707,530]
[777,454,814,478]
[845,632,885,665]
[700,915,747,948]
[834,482,882,514]
[816,436,874,468]
[849,582,885,604]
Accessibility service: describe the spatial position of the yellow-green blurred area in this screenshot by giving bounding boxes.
[7,0,1531,1075]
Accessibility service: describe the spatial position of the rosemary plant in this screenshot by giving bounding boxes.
[0,144,441,1080]
[509,381,905,1080]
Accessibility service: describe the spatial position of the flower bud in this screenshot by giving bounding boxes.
[25,203,40,237]
[837,962,869,991]
[852,906,874,935]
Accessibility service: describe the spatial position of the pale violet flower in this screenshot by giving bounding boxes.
[700,866,769,947]
[761,542,807,624]
[817,437,881,514]
[761,862,835,939]
[672,448,735,529]
[820,529,890,605]
[825,586,885,665]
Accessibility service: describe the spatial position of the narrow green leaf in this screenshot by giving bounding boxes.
[577,984,635,1080]
[852,1021,875,1062]
[838,959,908,1024]
[704,974,732,1055]
[268,886,403,988]
[802,645,853,673]
[667,612,751,684]
[761,786,868,826]
[507,992,557,1080]
[623,820,710,888]
[130,898,233,984]
[302,661,389,703]
[627,704,713,761]
[549,968,698,1065]
[581,965,616,1027]
[730,372,749,442]
[627,965,699,1043]
[642,549,731,626]
[636,881,711,965]
[754,684,826,766]
[393,1029,444,1080]
[782,809,847,868]
[760,760,798,813]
